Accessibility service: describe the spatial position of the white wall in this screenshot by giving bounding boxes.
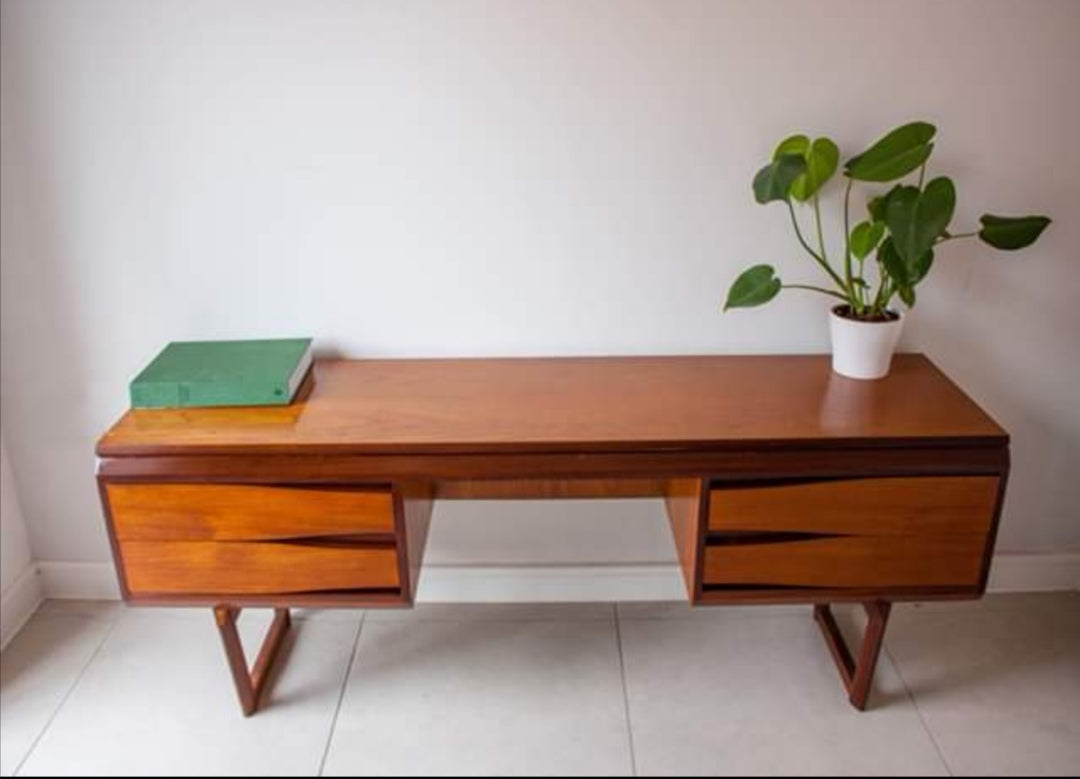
[1,0,1078,575]
[1,432,33,597]
[1,429,39,645]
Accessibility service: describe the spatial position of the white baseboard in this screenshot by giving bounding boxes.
[38,562,121,600]
[30,553,1079,605]
[417,564,689,602]
[1,564,43,650]
[985,552,1080,593]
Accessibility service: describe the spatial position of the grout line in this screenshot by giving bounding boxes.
[317,611,366,777]
[612,604,639,777]
[12,615,120,776]
[884,644,954,777]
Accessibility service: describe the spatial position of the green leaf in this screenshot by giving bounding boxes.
[724,265,782,310]
[898,286,916,307]
[845,121,936,182]
[849,221,885,261]
[978,214,1051,250]
[773,135,809,159]
[867,184,902,223]
[879,238,906,284]
[914,249,934,283]
[879,237,934,288]
[886,177,955,266]
[752,154,807,204]
[868,196,886,223]
[790,138,840,201]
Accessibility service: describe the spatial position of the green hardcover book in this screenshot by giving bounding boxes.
[130,338,313,408]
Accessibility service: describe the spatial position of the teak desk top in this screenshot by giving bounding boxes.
[98,354,1005,457]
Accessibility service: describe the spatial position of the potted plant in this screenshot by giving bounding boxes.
[723,122,1051,379]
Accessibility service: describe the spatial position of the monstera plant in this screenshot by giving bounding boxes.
[724,122,1051,379]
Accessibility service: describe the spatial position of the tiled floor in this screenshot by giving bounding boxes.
[2,594,1078,776]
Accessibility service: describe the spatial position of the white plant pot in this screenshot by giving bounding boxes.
[829,306,904,380]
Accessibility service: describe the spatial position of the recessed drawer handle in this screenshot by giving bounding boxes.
[707,530,843,546]
[256,535,397,550]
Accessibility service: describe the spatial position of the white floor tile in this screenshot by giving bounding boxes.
[286,607,366,623]
[16,609,360,776]
[887,596,1080,776]
[322,619,632,776]
[5,594,1078,776]
[894,591,1080,616]
[0,614,114,776]
[620,610,949,776]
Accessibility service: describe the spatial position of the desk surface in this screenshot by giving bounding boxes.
[98,354,1005,457]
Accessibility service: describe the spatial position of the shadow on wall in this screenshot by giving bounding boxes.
[903,230,1080,553]
[0,70,102,561]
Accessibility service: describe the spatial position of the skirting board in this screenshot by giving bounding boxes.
[32,553,1080,604]
[1,563,43,650]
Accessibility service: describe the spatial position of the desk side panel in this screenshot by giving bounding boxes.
[663,479,707,602]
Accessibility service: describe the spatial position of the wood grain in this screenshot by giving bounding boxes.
[97,444,1009,484]
[664,479,705,601]
[398,482,434,601]
[708,476,1000,535]
[814,602,891,711]
[215,607,292,716]
[108,483,394,541]
[698,586,975,605]
[703,533,988,589]
[121,540,400,595]
[97,355,1006,457]
[435,479,667,500]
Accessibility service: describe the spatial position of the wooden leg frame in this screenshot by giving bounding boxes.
[214,606,292,716]
[813,601,892,710]
[211,602,890,715]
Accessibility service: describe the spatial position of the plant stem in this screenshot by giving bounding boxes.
[936,231,978,244]
[781,283,848,301]
[870,258,890,314]
[842,178,855,312]
[786,200,847,291]
[812,193,828,262]
[917,161,926,189]
[873,277,893,312]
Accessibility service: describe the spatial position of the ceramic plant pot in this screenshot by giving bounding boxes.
[829,305,904,380]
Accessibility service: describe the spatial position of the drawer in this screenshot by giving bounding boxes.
[703,476,1000,593]
[703,534,987,589]
[106,483,403,600]
[121,540,400,596]
[708,476,1000,536]
[108,483,395,541]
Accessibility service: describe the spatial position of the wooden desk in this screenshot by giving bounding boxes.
[96,354,1008,715]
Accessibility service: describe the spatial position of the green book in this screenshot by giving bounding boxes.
[130,338,313,408]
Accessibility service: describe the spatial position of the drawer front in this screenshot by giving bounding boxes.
[704,476,1000,593]
[108,483,395,541]
[708,476,1000,536]
[703,534,986,589]
[121,540,400,596]
[106,483,403,600]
